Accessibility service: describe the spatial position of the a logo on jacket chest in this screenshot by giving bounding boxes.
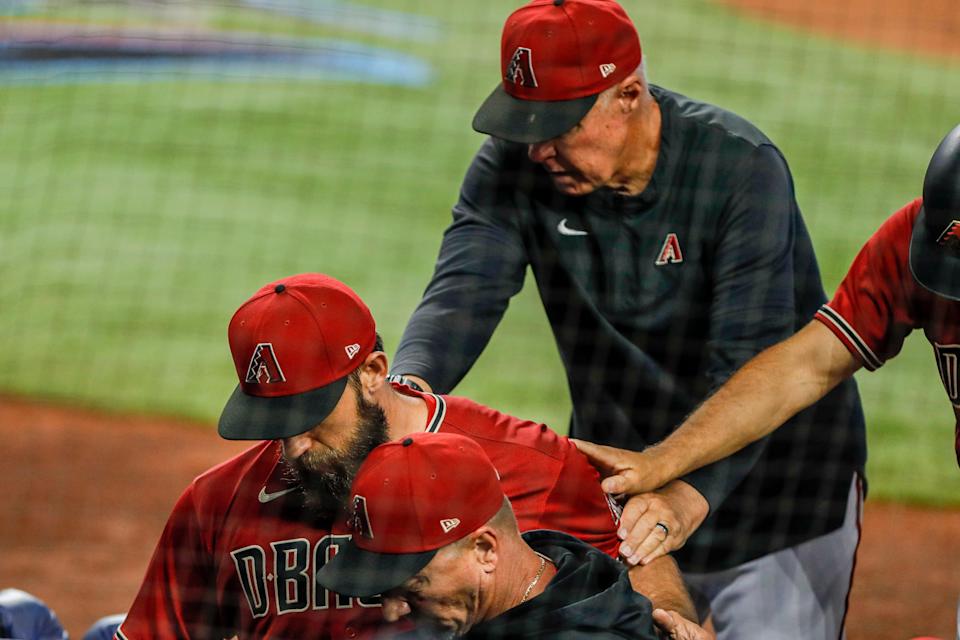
[655,233,684,265]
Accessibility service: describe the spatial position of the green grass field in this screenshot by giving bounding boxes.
[2,0,959,504]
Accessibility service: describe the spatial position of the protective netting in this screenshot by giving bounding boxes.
[2,0,960,637]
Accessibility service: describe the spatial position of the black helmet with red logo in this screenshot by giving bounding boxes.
[910,124,960,300]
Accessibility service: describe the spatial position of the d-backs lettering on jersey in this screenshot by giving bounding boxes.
[119,388,620,639]
[814,198,960,462]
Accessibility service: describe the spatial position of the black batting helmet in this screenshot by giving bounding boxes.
[909,124,960,300]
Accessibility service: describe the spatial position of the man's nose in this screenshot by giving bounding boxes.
[381,597,411,622]
[281,433,312,461]
[528,139,556,163]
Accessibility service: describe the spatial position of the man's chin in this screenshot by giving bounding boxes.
[550,174,595,197]
[296,471,352,517]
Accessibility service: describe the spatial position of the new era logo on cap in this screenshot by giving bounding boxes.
[440,518,461,533]
[599,63,616,78]
[345,343,361,359]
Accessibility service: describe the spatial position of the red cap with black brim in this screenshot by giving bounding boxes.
[316,433,505,598]
[472,0,642,144]
[218,273,377,440]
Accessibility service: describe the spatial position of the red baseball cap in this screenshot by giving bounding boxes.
[473,0,642,144]
[315,432,505,598]
[218,273,377,440]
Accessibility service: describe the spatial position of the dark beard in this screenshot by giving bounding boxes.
[283,393,389,521]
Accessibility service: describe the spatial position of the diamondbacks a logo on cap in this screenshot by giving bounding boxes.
[440,518,461,533]
[937,220,960,250]
[345,343,361,359]
[245,343,286,384]
[599,63,617,78]
[351,495,375,539]
[506,47,538,88]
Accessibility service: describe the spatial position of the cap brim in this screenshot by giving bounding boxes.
[909,206,960,302]
[472,84,598,144]
[218,376,348,440]
[316,540,438,598]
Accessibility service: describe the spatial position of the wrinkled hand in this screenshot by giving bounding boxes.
[616,480,709,566]
[570,439,665,495]
[653,609,714,640]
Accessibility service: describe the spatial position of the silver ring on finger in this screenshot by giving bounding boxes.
[654,522,669,537]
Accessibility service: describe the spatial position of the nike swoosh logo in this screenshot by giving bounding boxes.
[258,486,298,503]
[557,218,588,236]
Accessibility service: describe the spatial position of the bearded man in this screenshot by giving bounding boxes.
[117,273,703,640]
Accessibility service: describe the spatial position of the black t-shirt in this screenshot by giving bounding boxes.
[394,85,866,572]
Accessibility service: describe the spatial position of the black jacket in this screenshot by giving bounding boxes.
[395,85,866,571]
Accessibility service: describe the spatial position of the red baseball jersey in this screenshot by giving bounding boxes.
[814,198,960,463]
[117,385,621,639]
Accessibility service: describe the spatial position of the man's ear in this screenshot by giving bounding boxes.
[472,528,499,573]
[359,351,389,396]
[616,74,644,114]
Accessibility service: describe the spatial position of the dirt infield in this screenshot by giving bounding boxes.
[719,0,960,59]
[1,396,958,639]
